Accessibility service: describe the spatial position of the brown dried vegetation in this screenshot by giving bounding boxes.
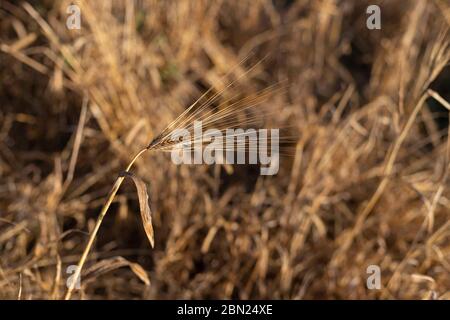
[0,0,449,299]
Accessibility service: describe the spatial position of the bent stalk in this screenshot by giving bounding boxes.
[64,147,148,300]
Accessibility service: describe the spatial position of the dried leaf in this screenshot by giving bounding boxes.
[84,257,129,280]
[83,257,150,286]
[129,263,151,286]
[121,171,155,248]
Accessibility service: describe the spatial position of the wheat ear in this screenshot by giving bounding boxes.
[64,54,284,300]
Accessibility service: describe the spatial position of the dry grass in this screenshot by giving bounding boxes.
[1,0,450,299]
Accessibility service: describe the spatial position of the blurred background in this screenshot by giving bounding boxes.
[0,0,449,299]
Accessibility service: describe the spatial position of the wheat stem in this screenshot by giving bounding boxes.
[64,147,148,300]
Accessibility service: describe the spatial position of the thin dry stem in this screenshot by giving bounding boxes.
[64,147,148,300]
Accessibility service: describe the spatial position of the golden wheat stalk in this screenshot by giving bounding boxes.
[64,56,289,300]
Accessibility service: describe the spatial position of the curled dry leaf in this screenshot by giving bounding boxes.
[120,171,155,248]
[83,256,150,286]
